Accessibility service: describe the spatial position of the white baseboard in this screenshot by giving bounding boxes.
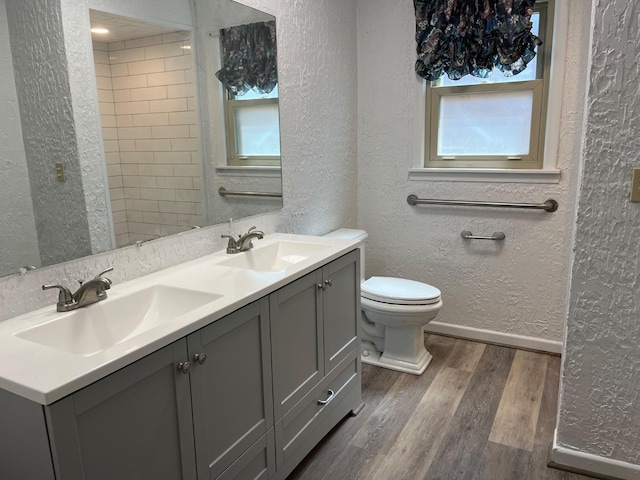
[551,434,640,480]
[424,321,563,354]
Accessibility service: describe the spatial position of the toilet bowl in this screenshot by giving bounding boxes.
[324,229,443,375]
[360,276,441,374]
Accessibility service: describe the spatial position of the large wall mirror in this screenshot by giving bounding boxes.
[0,0,282,279]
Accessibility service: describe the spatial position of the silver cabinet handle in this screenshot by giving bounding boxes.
[318,280,333,290]
[177,362,191,374]
[193,353,207,365]
[461,231,506,241]
[317,389,335,405]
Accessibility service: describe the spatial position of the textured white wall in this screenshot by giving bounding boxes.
[5,0,96,266]
[557,0,640,467]
[0,0,358,321]
[275,0,358,236]
[60,0,114,254]
[0,0,41,277]
[355,0,591,344]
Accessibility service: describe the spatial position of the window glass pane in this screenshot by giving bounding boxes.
[234,85,278,101]
[437,90,533,156]
[235,104,281,156]
[436,13,540,88]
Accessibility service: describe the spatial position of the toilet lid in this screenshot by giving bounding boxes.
[361,276,441,305]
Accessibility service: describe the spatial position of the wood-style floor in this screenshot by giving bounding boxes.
[287,334,594,480]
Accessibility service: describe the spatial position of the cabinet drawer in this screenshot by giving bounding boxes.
[216,428,275,480]
[275,352,358,468]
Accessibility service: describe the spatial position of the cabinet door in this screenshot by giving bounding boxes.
[270,268,324,420]
[46,342,197,480]
[323,250,360,373]
[188,298,274,480]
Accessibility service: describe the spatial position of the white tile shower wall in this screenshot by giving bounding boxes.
[105,31,203,245]
[94,41,129,247]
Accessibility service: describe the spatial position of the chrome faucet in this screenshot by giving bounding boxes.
[42,267,114,312]
[221,226,265,254]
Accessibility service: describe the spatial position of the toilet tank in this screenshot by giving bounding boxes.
[324,229,368,282]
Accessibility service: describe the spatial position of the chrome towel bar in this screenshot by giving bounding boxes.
[407,195,558,212]
[461,231,505,241]
[218,187,282,198]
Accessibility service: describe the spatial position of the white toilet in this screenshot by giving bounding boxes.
[325,229,442,375]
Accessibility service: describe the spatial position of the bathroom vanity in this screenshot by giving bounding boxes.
[0,234,361,480]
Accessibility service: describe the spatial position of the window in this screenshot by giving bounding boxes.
[224,85,281,167]
[424,1,553,170]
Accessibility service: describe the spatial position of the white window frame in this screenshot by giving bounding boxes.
[410,0,568,183]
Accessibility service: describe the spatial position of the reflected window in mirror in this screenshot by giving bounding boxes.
[225,86,280,166]
[216,21,280,167]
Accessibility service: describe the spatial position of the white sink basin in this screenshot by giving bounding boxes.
[15,285,222,356]
[217,240,333,272]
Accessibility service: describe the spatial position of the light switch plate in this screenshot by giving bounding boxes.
[631,168,640,202]
[55,163,66,182]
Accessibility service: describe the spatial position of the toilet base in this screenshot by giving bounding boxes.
[361,348,433,375]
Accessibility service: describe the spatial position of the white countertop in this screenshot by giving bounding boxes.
[0,234,359,405]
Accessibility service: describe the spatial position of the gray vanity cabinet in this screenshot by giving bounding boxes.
[44,298,274,480]
[269,250,362,478]
[0,249,361,480]
[187,297,275,480]
[46,341,199,480]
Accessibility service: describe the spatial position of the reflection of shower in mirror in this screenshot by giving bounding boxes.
[90,10,205,248]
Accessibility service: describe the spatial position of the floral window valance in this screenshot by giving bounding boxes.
[414,0,542,81]
[215,21,278,96]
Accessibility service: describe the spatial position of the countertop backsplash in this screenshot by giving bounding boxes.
[0,214,280,322]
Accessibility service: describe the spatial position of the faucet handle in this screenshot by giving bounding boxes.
[95,267,114,279]
[221,234,239,253]
[245,226,264,237]
[42,284,74,304]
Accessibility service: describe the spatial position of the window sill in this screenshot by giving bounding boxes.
[215,165,282,178]
[408,168,561,184]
